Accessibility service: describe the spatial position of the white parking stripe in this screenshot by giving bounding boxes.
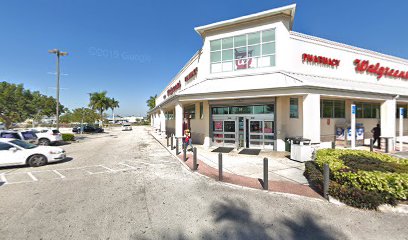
[27,172,38,181]
[118,163,139,169]
[100,165,115,172]
[53,170,66,179]
[0,174,8,184]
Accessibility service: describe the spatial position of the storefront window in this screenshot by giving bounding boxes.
[320,100,345,118]
[200,102,204,119]
[210,29,276,73]
[355,102,380,119]
[396,105,408,118]
[165,110,174,120]
[212,104,274,115]
[184,104,196,119]
[224,121,235,132]
[250,121,263,133]
[264,121,274,134]
[230,106,252,114]
[213,121,223,132]
[212,107,229,115]
[290,98,299,118]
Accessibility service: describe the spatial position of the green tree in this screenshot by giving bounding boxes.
[0,81,63,129]
[60,108,99,124]
[108,98,120,123]
[88,91,110,126]
[146,95,157,110]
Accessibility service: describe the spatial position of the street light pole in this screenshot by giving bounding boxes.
[48,49,68,130]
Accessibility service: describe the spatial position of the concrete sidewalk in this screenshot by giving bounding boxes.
[149,129,322,199]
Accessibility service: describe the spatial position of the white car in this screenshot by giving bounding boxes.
[122,124,132,131]
[31,128,63,146]
[0,138,66,167]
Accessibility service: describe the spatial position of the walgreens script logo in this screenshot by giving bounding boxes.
[354,59,408,80]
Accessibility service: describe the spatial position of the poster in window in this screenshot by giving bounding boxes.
[214,121,223,131]
[235,49,253,69]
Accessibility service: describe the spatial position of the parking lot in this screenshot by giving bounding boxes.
[0,126,407,240]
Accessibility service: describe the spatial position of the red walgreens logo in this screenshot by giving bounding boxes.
[185,67,198,82]
[167,81,181,96]
[354,59,408,80]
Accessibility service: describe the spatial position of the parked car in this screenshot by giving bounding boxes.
[122,123,132,131]
[72,125,104,133]
[0,130,38,144]
[0,138,66,167]
[0,123,5,130]
[31,128,63,146]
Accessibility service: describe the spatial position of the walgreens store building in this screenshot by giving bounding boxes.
[150,4,408,151]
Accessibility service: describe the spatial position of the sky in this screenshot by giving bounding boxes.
[1,0,408,117]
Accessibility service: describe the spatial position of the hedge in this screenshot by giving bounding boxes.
[314,149,408,201]
[62,133,75,142]
[304,161,395,209]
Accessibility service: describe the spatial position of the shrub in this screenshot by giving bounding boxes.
[62,133,75,142]
[314,149,408,200]
[304,161,396,209]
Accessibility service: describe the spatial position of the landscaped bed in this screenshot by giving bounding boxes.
[304,149,408,210]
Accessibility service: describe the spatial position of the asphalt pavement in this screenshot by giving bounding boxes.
[0,126,406,240]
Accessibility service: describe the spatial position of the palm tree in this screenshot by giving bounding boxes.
[89,91,110,126]
[146,95,157,110]
[108,98,120,124]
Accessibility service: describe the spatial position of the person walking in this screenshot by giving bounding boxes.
[184,129,193,151]
[371,124,381,149]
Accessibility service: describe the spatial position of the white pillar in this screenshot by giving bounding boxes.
[381,99,396,151]
[351,104,356,149]
[399,107,404,151]
[175,103,184,138]
[150,115,153,127]
[160,109,166,135]
[302,94,321,143]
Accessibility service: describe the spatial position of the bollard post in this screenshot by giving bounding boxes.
[166,136,169,147]
[176,138,179,155]
[332,135,336,149]
[370,139,373,152]
[171,135,174,150]
[385,138,389,153]
[263,158,268,190]
[323,163,330,200]
[218,153,223,181]
[193,147,197,170]
[183,143,187,161]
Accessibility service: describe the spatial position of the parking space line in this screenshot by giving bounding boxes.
[27,172,38,181]
[53,170,66,179]
[100,165,116,172]
[0,174,8,184]
[118,163,139,169]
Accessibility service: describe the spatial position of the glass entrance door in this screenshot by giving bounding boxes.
[249,120,263,148]
[248,119,275,149]
[212,118,237,147]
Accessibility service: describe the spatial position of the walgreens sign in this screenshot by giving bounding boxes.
[354,59,408,80]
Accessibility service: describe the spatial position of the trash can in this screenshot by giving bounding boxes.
[290,138,313,162]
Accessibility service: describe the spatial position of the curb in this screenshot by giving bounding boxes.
[148,130,325,202]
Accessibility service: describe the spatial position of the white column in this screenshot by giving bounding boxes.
[381,99,396,151]
[399,107,404,151]
[302,94,321,143]
[350,104,356,149]
[175,103,184,138]
[203,101,211,148]
[160,109,166,135]
[150,115,153,127]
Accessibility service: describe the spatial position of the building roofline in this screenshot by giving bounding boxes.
[194,4,296,36]
[290,31,408,64]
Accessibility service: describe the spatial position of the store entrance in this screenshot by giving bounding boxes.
[214,116,275,149]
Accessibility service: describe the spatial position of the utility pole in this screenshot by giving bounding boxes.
[48,49,68,130]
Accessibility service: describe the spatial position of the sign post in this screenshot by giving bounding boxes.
[400,107,404,151]
[351,104,356,149]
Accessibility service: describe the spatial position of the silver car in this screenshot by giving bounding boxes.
[0,130,38,144]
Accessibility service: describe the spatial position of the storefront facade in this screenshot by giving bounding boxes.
[150,4,408,151]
